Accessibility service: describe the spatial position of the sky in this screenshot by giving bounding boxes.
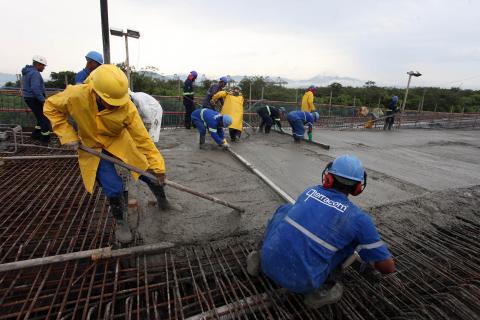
[2,0,480,88]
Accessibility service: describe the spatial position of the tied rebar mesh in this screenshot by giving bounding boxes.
[1,135,479,319]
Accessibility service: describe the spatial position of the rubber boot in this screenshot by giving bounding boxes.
[247,250,261,276]
[31,126,42,140]
[40,132,50,145]
[145,181,182,211]
[304,282,344,308]
[199,135,206,149]
[109,196,133,244]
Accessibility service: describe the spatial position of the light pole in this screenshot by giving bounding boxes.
[401,71,422,112]
[398,71,421,128]
[110,28,140,90]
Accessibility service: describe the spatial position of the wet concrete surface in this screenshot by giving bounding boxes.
[233,129,480,208]
[125,129,283,246]
[123,128,480,246]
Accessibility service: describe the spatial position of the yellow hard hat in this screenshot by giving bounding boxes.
[90,64,129,106]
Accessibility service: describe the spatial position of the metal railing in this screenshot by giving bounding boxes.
[1,91,479,130]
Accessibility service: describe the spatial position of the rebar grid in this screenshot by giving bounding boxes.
[0,220,478,319]
[1,141,479,319]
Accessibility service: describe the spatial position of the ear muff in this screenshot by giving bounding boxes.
[350,171,367,196]
[322,162,334,189]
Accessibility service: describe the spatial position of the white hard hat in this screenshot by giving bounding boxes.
[32,55,47,66]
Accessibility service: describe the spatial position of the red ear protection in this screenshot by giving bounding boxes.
[322,162,367,196]
[350,172,367,196]
[323,173,335,189]
[351,182,363,196]
[322,162,334,189]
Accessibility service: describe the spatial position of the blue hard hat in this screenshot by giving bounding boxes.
[308,85,316,90]
[312,111,320,122]
[190,71,198,78]
[222,114,233,127]
[392,95,399,102]
[329,155,365,182]
[85,51,103,64]
[219,76,229,83]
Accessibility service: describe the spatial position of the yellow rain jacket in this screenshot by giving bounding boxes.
[301,91,315,112]
[213,91,244,131]
[44,83,165,194]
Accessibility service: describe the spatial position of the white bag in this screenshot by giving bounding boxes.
[130,91,163,142]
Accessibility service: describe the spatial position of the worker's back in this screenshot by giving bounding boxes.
[301,91,315,112]
[220,94,244,131]
[261,185,389,293]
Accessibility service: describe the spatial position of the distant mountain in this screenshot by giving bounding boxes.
[133,71,366,88]
[287,75,365,88]
[0,73,17,85]
[225,74,365,88]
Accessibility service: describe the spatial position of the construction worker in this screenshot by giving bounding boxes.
[301,85,316,112]
[183,71,197,129]
[75,51,103,84]
[287,110,319,143]
[202,76,229,110]
[246,155,395,308]
[257,105,284,133]
[21,55,51,144]
[191,108,232,149]
[212,86,244,142]
[44,64,170,244]
[130,91,163,143]
[383,95,399,130]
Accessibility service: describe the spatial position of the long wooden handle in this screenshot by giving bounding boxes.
[79,145,245,213]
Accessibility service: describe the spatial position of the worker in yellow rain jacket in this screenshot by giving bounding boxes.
[301,85,317,112]
[212,86,244,142]
[44,64,171,244]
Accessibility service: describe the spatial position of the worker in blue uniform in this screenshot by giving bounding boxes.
[183,71,198,129]
[383,95,399,130]
[202,76,229,110]
[21,55,51,144]
[191,108,232,149]
[287,110,319,142]
[246,155,395,308]
[75,51,104,84]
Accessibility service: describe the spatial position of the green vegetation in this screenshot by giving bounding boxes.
[3,69,480,113]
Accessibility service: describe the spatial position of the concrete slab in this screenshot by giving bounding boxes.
[231,129,480,208]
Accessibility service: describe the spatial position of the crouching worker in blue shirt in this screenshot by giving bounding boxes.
[246,155,395,308]
[191,108,233,150]
[287,110,319,143]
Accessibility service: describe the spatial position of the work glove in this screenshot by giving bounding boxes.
[64,140,79,151]
[221,143,230,150]
[148,170,166,186]
[307,132,313,141]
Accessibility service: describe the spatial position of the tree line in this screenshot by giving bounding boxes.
[5,68,480,113]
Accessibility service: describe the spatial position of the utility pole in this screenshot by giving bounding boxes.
[100,0,110,64]
[261,87,264,100]
[398,70,422,128]
[419,88,426,112]
[353,96,356,107]
[110,28,140,90]
[249,82,252,109]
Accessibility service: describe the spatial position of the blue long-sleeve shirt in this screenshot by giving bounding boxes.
[288,111,314,127]
[191,108,225,145]
[21,65,46,102]
[75,68,91,84]
[387,98,398,111]
[202,83,223,107]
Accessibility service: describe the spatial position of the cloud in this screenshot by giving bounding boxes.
[1,0,480,88]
